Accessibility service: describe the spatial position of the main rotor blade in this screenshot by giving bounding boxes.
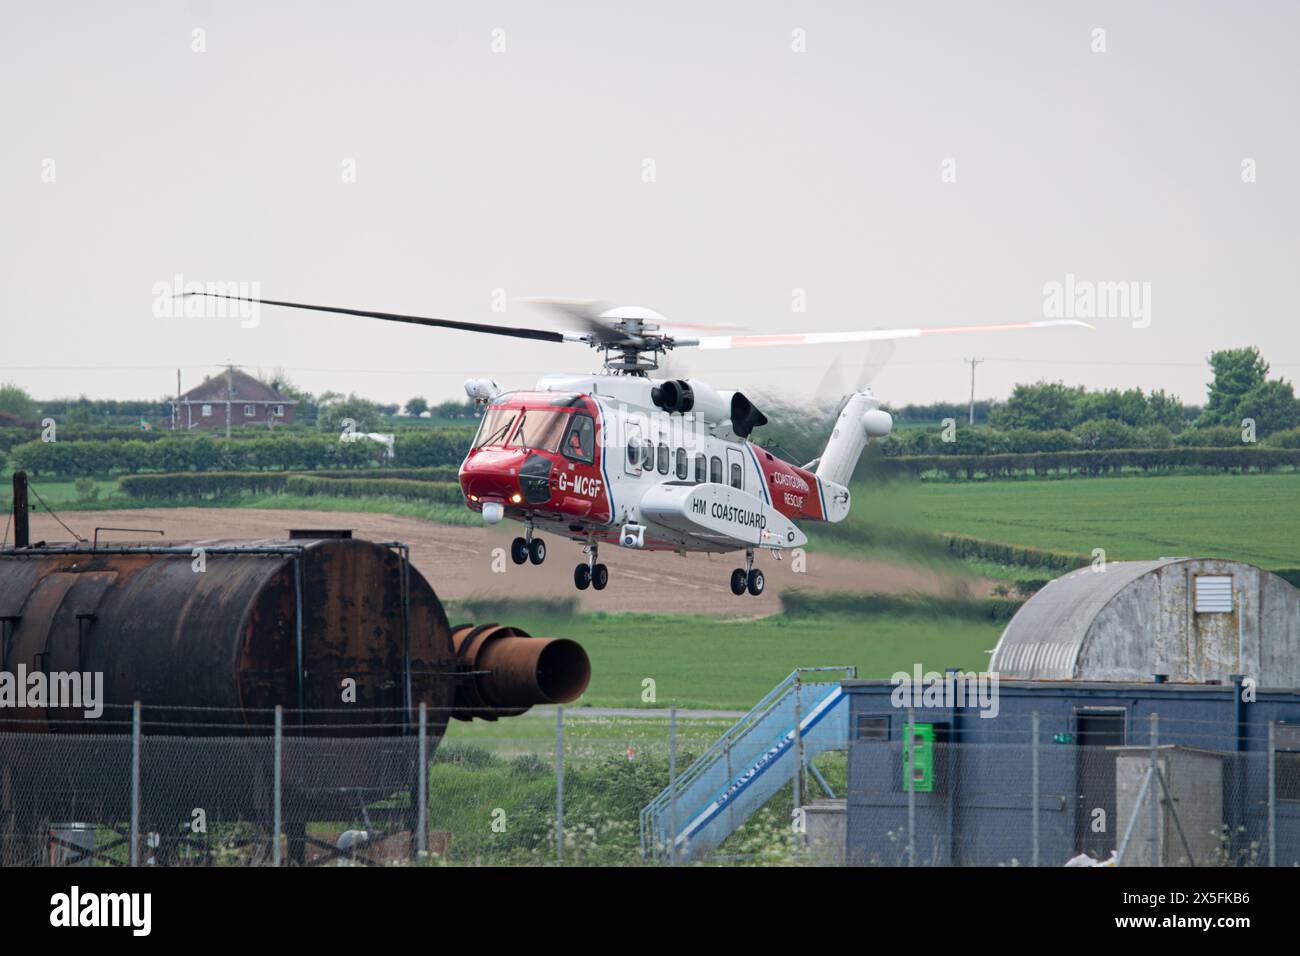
[525,299,648,349]
[691,318,1093,350]
[179,292,569,344]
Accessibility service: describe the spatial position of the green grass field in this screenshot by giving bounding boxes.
[826,471,1300,570]
[11,470,1296,568]
[449,608,1004,710]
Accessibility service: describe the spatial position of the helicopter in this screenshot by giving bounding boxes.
[185,292,1089,596]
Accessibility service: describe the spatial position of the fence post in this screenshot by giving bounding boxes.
[1267,721,1276,867]
[130,701,141,866]
[906,706,916,867]
[668,706,677,866]
[793,675,803,824]
[1148,713,1160,867]
[417,702,428,858]
[1031,710,1040,868]
[273,705,282,867]
[555,705,564,865]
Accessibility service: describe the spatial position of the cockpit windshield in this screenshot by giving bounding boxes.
[506,410,571,453]
[473,408,519,449]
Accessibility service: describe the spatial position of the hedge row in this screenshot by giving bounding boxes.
[118,472,291,500]
[9,428,475,477]
[117,471,467,503]
[283,475,465,503]
[310,467,459,481]
[869,446,1300,480]
[938,534,1089,572]
[780,589,1025,622]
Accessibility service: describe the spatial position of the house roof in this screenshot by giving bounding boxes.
[176,369,296,404]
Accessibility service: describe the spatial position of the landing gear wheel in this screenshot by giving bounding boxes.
[591,563,609,590]
[574,563,592,590]
[528,538,546,565]
[747,568,765,596]
[510,537,529,565]
[730,568,748,595]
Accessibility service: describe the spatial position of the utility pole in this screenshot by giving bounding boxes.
[965,358,984,425]
[225,364,233,440]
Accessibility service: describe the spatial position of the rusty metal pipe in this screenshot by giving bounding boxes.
[451,623,591,720]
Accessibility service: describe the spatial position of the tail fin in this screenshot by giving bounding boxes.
[813,391,892,521]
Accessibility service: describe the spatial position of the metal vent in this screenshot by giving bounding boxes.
[1194,575,1233,613]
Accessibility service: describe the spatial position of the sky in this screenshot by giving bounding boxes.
[2,0,1297,410]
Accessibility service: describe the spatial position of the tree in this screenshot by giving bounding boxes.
[1145,389,1187,431]
[1072,418,1135,449]
[1199,347,1269,426]
[404,396,429,417]
[988,381,1085,431]
[432,399,478,421]
[1235,379,1300,436]
[256,370,319,425]
[1076,388,1151,427]
[0,382,38,421]
[317,393,383,434]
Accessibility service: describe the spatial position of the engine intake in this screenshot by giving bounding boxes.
[650,379,694,413]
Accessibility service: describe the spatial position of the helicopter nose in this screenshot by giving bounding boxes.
[461,450,554,506]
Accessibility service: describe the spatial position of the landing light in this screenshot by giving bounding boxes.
[510,493,523,504]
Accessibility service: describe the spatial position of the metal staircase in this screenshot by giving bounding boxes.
[640,666,855,863]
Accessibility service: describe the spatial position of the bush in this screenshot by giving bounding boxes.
[7,430,455,476]
[1267,427,1300,449]
[283,475,464,503]
[73,477,100,502]
[780,590,1024,622]
[870,447,1300,481]
[118,472,291,500]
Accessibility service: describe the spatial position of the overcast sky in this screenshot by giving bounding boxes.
[2,1,1296,410]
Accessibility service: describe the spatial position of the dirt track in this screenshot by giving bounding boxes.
[24,508,993,617]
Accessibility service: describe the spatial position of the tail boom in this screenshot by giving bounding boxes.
[813,391,892,522]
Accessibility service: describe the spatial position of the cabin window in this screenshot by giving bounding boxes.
[624,423,642,475]
[710,456,723,483]
[562,414,595,464]
[656,443,669,475]
[675,447,688,480]
[640,439,654,471]
[694,454,707,484]
[730,461,743,489]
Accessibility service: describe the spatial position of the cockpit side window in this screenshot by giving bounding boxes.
[563,414,596,464]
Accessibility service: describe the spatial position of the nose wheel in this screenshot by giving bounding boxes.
[730,550,765,596]
[511,528,546,566]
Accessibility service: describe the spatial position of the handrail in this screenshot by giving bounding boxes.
[639,665,855,859]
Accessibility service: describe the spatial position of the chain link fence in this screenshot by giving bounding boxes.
[846,713,1293,867]
[2,706,1294,867]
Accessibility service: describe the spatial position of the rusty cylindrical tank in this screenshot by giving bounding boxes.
[0,532,590,853]
[0,535,589,733]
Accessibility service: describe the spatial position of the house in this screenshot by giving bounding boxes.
[171,368,297,431]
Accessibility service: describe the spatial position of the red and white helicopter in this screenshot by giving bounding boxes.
[189,293,1088,596]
